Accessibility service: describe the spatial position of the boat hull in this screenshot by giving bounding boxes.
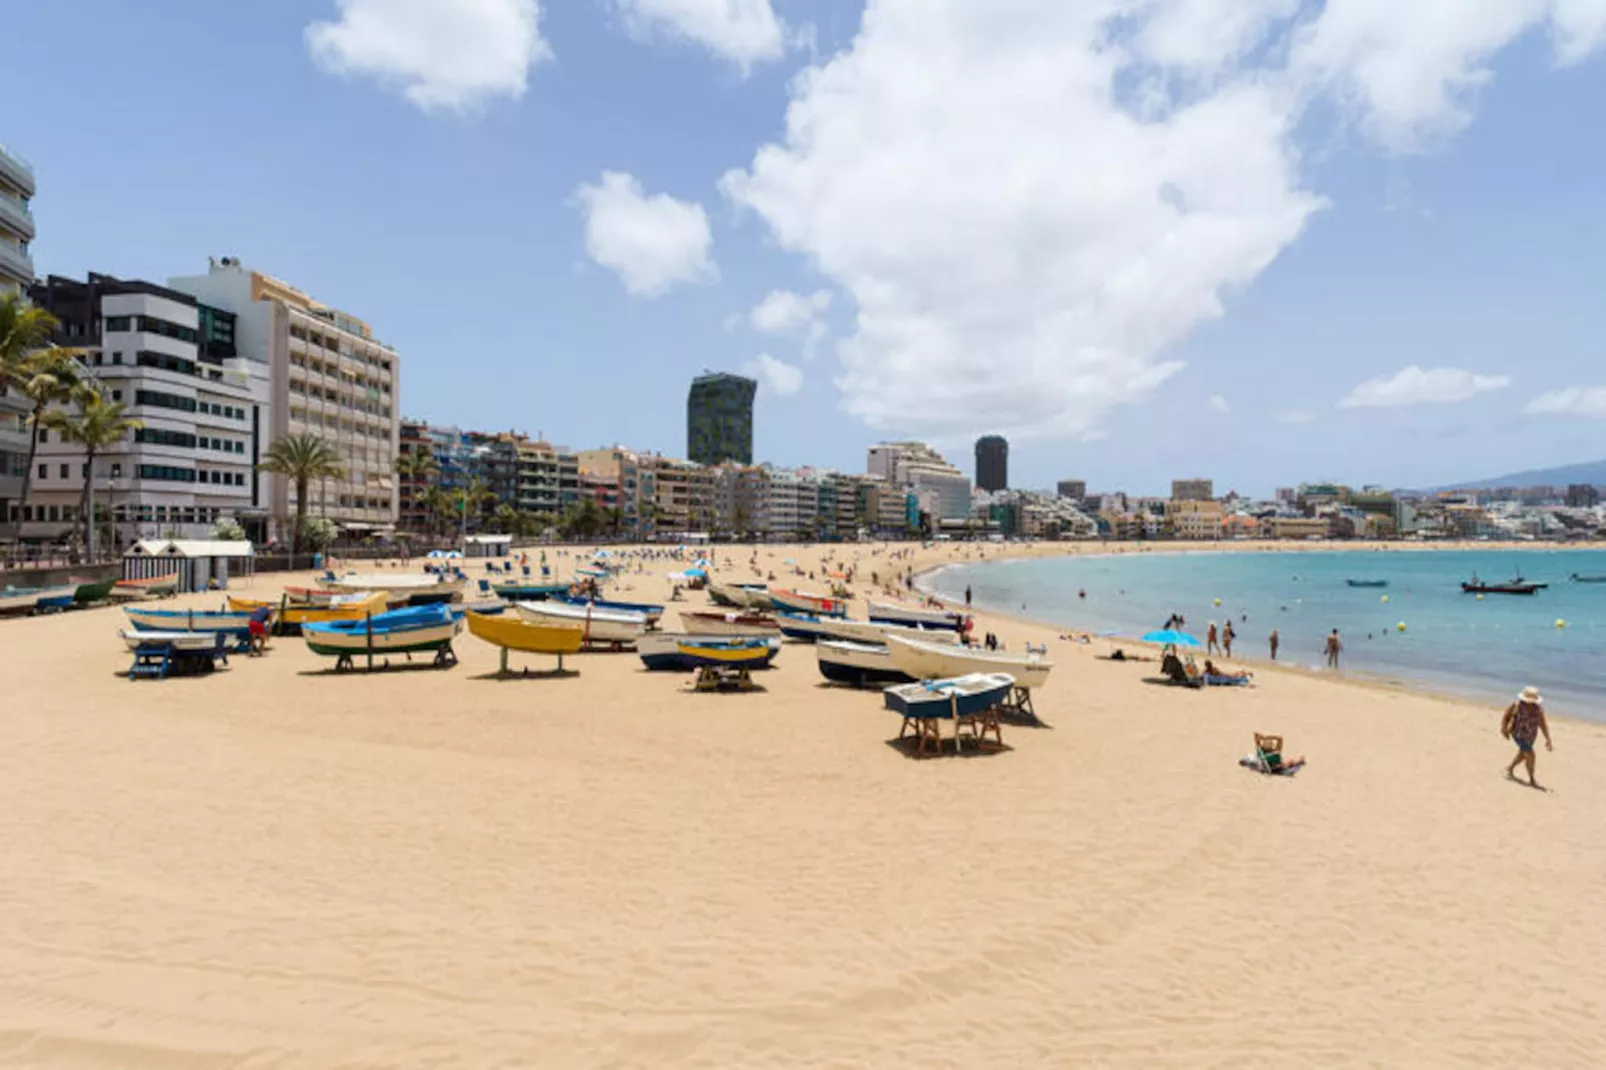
[1462,584,1546,595]
[769,589,848,618]
[867,600,967,631]
[558,595,664,625]
[815,640,914,687]
[301,605,462,656]
[883,673,1016,718]
[74,580,117,603]
[1345,580,1389,588]
[120,629,225,653]
[884,633,1052,690]
[514,602,646,644]
[638,634,781,671]
[126,608,259,634]
[676,639,774,671]
[465,611,584,655]
[676,611,780,637]
[327,574,466,598]
[229,593,388,626]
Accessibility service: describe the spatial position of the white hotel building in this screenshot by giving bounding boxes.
[170,258,400,541]
[21,274,265,541]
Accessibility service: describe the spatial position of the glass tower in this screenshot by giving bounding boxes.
[687,372,757,465]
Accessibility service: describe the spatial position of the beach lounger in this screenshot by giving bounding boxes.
[1160,653,1203,689]
[1240,733,1305,776]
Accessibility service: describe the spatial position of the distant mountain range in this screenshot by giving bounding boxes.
[1424,459,1606,492]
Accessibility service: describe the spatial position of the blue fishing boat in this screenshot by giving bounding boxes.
[674,636,776,672]
[301,603,462,662]
[126,606,263,637]
[882,673,1015,718]
[637,633,780,672]
[493,581,572,601]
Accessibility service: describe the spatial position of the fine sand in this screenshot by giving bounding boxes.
[2,540,1604,1068]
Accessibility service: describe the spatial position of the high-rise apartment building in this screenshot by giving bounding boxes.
[1057,479,1087,501]
[0,142,34,295]
[169,257,401,540]
[975,434,1008,492]
[687,372,756,466]
[21,273,264,541]
[867,441,972,519]
[1171,478,1214,502]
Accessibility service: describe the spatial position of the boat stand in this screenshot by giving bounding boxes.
[332,642,458,674]
[129,643,229,681]
[692,665,755,692]
[494,646,574,678]
[999,686,1038,722]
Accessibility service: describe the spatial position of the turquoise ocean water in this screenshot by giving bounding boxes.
[921,549,1606,720]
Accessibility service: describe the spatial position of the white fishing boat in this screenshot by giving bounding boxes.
[777,611,959,645]
[867,600,968,632]
[815,640,915,687]
[883,632,1053,690]
[883,672,1016,718]
[676,610,781,637]
[325,573,466,598]
[120,629,226,653]
[768,588,849,617]
[126,606,260,633]
[515,600,647,644]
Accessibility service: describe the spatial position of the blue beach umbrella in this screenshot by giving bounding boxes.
[1142,629,1201,647]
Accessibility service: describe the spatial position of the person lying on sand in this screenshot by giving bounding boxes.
[1203,659,1252,685]
[1253,733,1305,774]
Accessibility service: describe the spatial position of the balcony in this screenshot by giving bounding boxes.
[0,194,33,242]
[0,241,33,285]
[0,143,35,199]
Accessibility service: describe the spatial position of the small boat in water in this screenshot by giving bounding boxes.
[815,640,914,687]
[638,633,781,672]
[1571,573,1606,584]
[882,673,1016,719]
[1462,574,1548,595]
[1345,578,1389,588]
[676,610,781,637]
[867,600,969,632]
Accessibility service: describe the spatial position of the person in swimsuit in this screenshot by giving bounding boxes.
[1501,686,1553,788]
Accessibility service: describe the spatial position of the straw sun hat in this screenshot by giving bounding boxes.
[1518,686,1543,705]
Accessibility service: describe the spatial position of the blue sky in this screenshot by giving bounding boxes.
[6,0,1605,497]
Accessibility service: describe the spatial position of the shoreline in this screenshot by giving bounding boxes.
[910,542,1606,731]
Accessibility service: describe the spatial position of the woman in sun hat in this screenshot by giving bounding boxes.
[1500,686,1553,789]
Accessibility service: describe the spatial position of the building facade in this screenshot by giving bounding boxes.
[975,435,1008,492]
[1056,479,1087,501]
[21,274,264,542]
[868,441,972,520]
[686,372,756,466]
[0,142,34,295]
[169,257,400,542]
[1171,478,1214,502]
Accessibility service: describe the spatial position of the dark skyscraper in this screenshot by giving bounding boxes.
[687,372,757,466]
[975,435,1008,492]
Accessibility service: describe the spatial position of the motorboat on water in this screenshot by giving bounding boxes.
[1462,574,1547,595]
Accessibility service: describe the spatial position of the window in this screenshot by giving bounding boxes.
[93,352,103,366]
[135,389,197,413]
[111,352,123,364]
[37,430,47,443]
[136,464,196,483]
[47,505,59,522]
[111,463,122,478]
[59,464,68,478]
[81,463,88,477]
[134,315,199,344]
[105,315,133,332]
[37,464,45,478]
[137,351,197,376]
[135,428,197,449]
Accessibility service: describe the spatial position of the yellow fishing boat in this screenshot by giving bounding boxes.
[228,590,388,627]
[465,610,584,675]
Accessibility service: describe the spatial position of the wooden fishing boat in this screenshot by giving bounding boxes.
[0,586,44,613]
[111,573,179,598]
[1570,573,1606,584]
[776,611,958,645]
[708,581,772,609]
[119,628,226,653]
[1461,575,1547,595]
[769,588,848,617]
[514,600,647,645]
[1345,579,1389,588]
[883,632,1053,690]
[31,585,78,612]
[676,610,781,637]
[558,594,664,626]
[301,604,462,660]
[815,639,914,687]
[228,591,388,627]
[325,573,466,598]
[675,637,776,672]
[126,606,263,636]
[638,633,781,672]
[74,579,117,604]
[1,584,78,613]
[492,580,571,601]
[867,600,968,632]
[882,673,1016,718]
[465,609,584,673]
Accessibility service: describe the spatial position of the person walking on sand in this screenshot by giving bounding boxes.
[1324,629,1342,669]
[1501,686,1553,788]
[1207,621,1220,655]
[1268,629,1279,661]
[964,584,972,607]
[1222,621,1235,657]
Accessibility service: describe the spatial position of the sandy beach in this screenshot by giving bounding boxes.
[3,539,1605,1067]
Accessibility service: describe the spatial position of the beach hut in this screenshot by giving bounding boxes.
[122,539,255,594]
[463,533,513,559]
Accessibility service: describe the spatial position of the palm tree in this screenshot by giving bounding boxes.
[260,433,343,556]
[562,497,607,540]
[40,385,140,559]
[422,484,455,539]
[2,296,87,537]
[452,476,497,539]
[395,448,440,534]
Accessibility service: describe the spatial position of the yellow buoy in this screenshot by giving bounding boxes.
[1213,598,1221,607]
[1476,593,1484,601]
[1556,619,1567,629]
[1396,622,1407,632]
[1381,595,1389,604]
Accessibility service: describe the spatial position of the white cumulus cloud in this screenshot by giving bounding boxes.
[720,1,1606,442]
[745,352,804,396]
[575,171,718,296]
[1339,365,1511,408]
[750,288,831,333]
[305,0,551,112]
[1208,394,1230,412]
[1524,386,1606,417]
[611,0,800,71]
